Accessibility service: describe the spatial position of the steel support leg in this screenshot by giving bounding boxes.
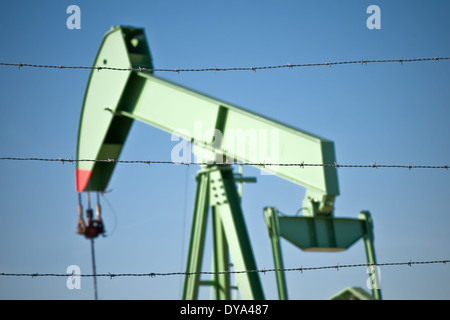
[211,207,231,299]
[210,168,265,300]
[264,207,288,300]
[182,172,210,300]
[359,211,382,300]
[183,166,264,300]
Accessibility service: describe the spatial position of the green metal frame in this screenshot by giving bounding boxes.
[76,25,380,300]
[183,166,264,300]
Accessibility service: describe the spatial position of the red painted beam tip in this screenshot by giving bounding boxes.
[76,169,92,192]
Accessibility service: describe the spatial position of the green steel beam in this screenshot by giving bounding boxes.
[264,207,288,300]
[182,172,210,300]
[211,207,231,300]
[209,167,265,300]
[117,72,339,215]
[183,166,264,300]
[359,211,382,300]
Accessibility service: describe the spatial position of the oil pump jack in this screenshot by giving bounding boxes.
[75,26,381,300]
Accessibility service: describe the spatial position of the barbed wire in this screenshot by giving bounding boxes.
[0,57,449,73]
[0,260,447,279]
[0,157,448,170]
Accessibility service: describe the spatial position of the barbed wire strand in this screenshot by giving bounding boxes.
[0,157,448,170]
[0,260,448,279]
[0,57,449,73]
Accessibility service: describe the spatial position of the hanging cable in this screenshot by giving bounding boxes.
[92,192,101,300]
[77,193,86,235]
[87,192,98,300]
[100,192,117,237]
[95,192,105,237]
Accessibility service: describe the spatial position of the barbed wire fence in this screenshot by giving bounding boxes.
[0,55,449,296]
[0,56,449,73]
[0,157,448,170]
[1,260,448,279]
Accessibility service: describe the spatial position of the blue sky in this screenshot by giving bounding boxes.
[0,1,449,300]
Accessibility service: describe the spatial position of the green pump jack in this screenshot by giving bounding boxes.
[75,25,381,300]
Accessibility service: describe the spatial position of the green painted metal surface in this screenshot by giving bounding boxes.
[182,172,210,300]
[119,72,339,215]
[276,216,365,251]
[264,207,288,300]
[210,168,265,300]
[76,26,152,192]
[264,207,382,300]
[359,211,382,300]
[183,167,264,300]
[211,208,231,300]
